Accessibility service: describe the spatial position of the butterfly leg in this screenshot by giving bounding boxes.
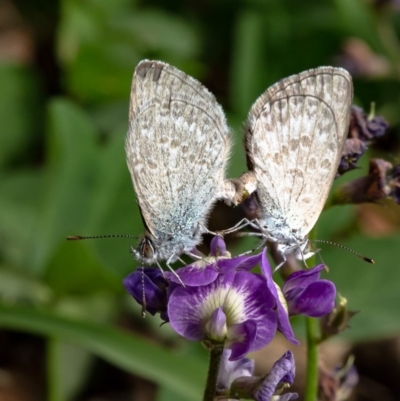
[235,237,268,257]
[165,256,185,286]
[219,218,261,235]
[273,255,287,272]
[198,222,217,236]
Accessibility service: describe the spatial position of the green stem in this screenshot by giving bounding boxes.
[202,343,224,401]
[304,229,320,401]
[304,316,320,401]
[47,338,62,401]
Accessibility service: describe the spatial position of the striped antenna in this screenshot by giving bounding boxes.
[67,234,139,240]
[312,240,375,264]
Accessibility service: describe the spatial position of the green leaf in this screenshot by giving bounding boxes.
[0,171,45,268]
[47,339,93,401]
[0,64,42,166]
[317,232,400,341]
[0,304,206,400]
[111,9,201,59]
[230,11,265,117]
[29,99,99,274]
[332,0,382,50]
[45,240,121,295]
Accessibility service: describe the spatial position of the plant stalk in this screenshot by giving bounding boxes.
[304,229,320,401]
[203,343,224,401]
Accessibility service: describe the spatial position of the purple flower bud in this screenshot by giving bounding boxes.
[283,265,336,318]
[254,351,298,401]
[123,267,169,320]
[210,235,228,257]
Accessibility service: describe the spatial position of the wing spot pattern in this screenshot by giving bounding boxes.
[274,153,282,163]
[300,135,312,147]
[321,159,331,169]
[309,157,317,170]
[290,139,299,151]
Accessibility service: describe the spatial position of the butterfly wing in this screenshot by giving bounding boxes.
[126,60,231,237]
[245,67,353,237]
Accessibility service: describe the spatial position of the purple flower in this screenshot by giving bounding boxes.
[217,349,254,391]
[283,265,336,318]
[123,267,169,320]
[217,351,297,401]
[254,351,298,401]
[260,253,299,345]
[167,248,278,361]
[168,236,262,287]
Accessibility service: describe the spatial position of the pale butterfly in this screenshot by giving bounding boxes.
[125,60,243,270]
[68,60,244,277]
[233,67,353,267]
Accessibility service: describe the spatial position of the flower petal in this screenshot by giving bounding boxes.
[254,351,296,401]
[260,251,299,345]
[168,269,278,352]
[231,271,278,351]
[207,307,227,341]
[283,264,325,295]
[170,262,220,286]
[210,236,228,256]
[217,350,254,390]
[228,320,257,360]
[123,268,167,316]
[287,280,336,317]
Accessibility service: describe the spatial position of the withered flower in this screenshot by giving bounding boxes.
[348,105,389,142]
[320,295,359,341]
[337,138,368,176]
[331,158,400,205]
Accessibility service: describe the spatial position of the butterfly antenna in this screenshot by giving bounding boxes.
[67,234,139,240]
[312,240,375,264]
[141,266,146,318]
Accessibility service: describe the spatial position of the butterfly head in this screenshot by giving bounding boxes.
[131,234,158,264]
[276,234,315,262]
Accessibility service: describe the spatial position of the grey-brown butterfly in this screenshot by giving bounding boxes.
[238,67,353,267]
[125,60,241,270]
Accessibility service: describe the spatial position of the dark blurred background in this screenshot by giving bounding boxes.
[1,0,400,400]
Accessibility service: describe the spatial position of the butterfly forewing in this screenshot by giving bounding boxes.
[246,67,353,237]
[126,60,231,240]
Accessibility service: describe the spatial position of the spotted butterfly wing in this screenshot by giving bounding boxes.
[244,67,353,254]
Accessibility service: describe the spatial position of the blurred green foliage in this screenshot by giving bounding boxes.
[1,0,400,399]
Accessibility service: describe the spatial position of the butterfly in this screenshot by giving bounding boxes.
[235,67,353,266]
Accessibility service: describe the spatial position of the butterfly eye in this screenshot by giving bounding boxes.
[140,238,155,259]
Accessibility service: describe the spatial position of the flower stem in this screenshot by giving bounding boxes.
[304,316,319,401]
[304,229,320,401]
[203,343,224,401]
[47,338,62,401]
